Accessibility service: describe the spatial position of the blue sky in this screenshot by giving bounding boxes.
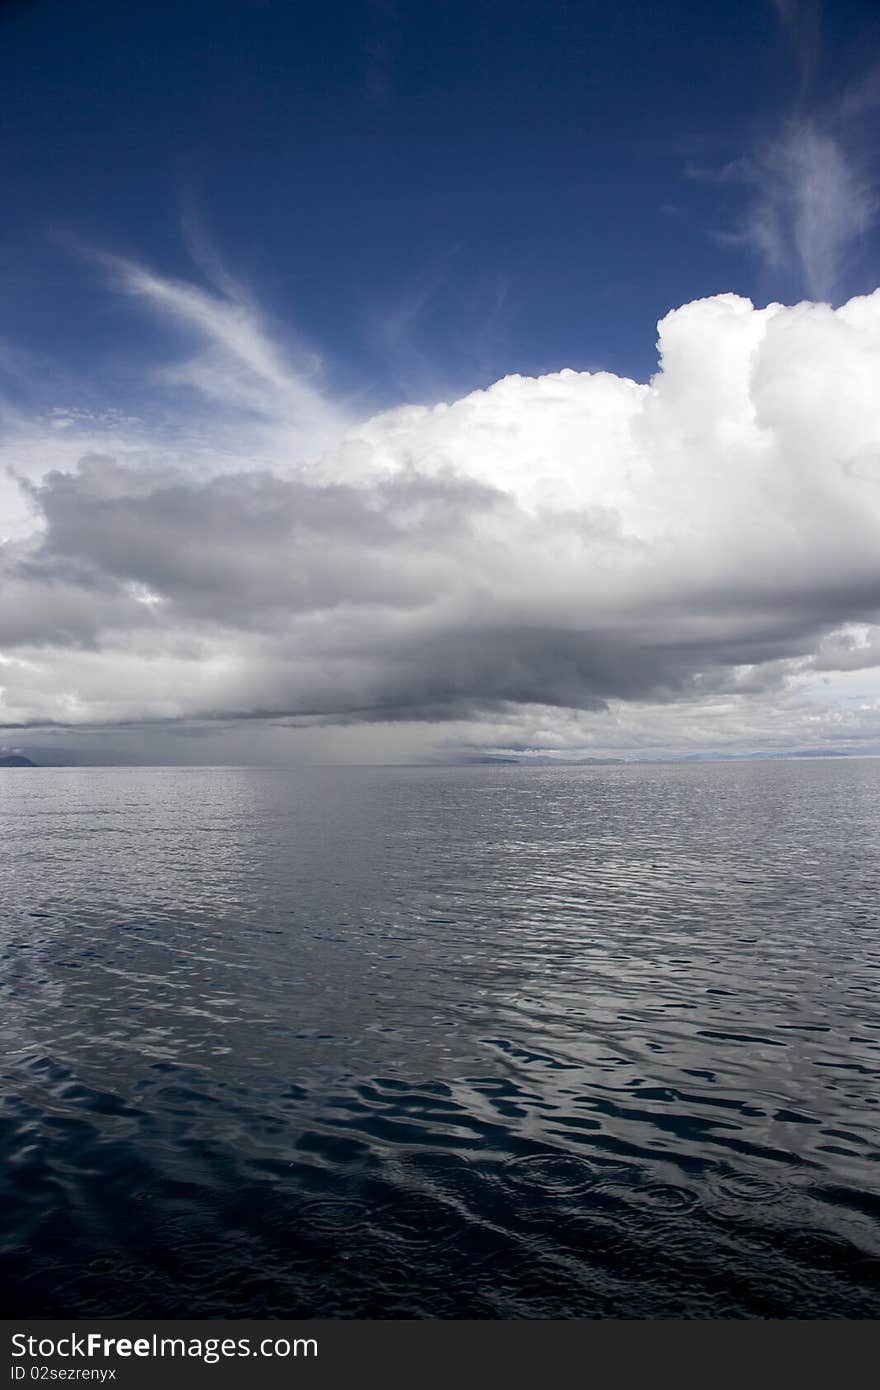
[2,0,878,405]
[1,0,880,765]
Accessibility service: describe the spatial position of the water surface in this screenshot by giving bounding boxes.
[1,760,879,1317]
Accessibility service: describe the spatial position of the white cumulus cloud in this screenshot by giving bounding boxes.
[2,266,880,761]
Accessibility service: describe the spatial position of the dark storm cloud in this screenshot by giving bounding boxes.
[5,439,878,728]
[21,457,507,626]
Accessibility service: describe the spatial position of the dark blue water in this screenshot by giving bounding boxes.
[1,760,879,1318]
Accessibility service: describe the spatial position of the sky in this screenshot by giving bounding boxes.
[1,0,879,764]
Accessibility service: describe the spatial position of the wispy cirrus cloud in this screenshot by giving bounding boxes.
[737,119,876,300]
[99,251,345,454]
[697,2,878,302]
[770,0,823,92]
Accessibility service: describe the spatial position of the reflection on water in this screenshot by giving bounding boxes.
[1,760,879,1317]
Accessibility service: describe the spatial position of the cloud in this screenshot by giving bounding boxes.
[735,120,876,301]
[697,6,879,302]
[2,263,880,759]
[46,244,346,470]
[770,0,823,90]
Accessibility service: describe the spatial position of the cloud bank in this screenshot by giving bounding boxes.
[2,266,880,760]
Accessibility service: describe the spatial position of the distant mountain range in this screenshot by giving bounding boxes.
[451,754,626,766]
[0,749,872,769]
[446,748,871,767]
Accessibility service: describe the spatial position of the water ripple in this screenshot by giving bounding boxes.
[1,760,880,1316]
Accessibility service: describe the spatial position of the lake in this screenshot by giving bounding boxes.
[1,759,879,1317]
